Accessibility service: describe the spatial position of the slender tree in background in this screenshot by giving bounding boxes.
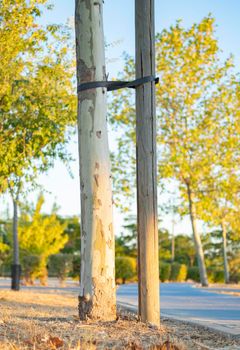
[8,179,22,290]
[198,185,233,284]
[198,168,240,284]
[196,76,240,283]
[135,0,160,325]
[75,0,116,321]
[0,0,76,290]
[171,215,175,263]
[0,0,47,290]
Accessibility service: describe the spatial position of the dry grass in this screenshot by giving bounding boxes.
[0,289,239,349]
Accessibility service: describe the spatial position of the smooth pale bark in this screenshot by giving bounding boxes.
[171,218,175,263]
[135,0,160,326]
[11,199,21,290]
[187,183,209,287]
[75,0,116,320]
[221,221,230,284]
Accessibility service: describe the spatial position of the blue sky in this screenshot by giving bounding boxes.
[42,0,240,69]
[1,0,240,235]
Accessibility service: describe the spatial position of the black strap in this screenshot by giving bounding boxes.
[77,75,159,93]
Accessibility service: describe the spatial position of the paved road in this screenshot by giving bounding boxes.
[1,278,240,335]
[117,283,240,336]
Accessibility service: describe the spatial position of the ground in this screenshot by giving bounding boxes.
[118,282,240,336]
[0,289,239,350]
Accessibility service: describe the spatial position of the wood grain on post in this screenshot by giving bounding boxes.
[135,0,160,326]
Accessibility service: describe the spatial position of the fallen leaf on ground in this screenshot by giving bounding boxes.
[48,336,64,348]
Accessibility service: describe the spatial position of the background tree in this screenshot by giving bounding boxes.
[0,0,49,191]
[115,257,136,284]
[197,77,240,283]
[48,253,73,286]
[110,16,239,286]
[0,220,9,267]
[0,0,76,289]
[0,0,49,288]
[60,216,81,254]
[174,235,196,267]
[115,217,137,258]
[18,195,68,285]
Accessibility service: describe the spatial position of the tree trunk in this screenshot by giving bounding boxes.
[171,236,175,263]
[11,199,21,290]
[135,0,160,326]
[171,218,175,263]
[186,183,208,287]
[75,0,116,321]
[221,221,230,284]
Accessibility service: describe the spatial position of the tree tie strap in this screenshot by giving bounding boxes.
[77,75,159,93]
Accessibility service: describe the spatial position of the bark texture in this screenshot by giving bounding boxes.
[171,217,175,263]
[75,0,116,320]
[11,199,21,291]
[13,200,19,266]
[135,0,160,326]
[187,184,209,287]
[221,221,230,284]
[171,235,175,263]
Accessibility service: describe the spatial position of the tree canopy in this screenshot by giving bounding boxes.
[0,0,76,197]
[110,16,240,285]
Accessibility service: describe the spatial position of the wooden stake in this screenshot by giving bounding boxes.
[135,0,160,326]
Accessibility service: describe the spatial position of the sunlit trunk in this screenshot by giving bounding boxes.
[221,221,230,284]
[171,219,175,263]
[75,0,116,321]
[186,183,208,287]
[11,199,21,290]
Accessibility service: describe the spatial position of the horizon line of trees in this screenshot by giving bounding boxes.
[0,197,239,285]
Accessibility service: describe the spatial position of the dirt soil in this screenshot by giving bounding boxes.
[0,290,239,350]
